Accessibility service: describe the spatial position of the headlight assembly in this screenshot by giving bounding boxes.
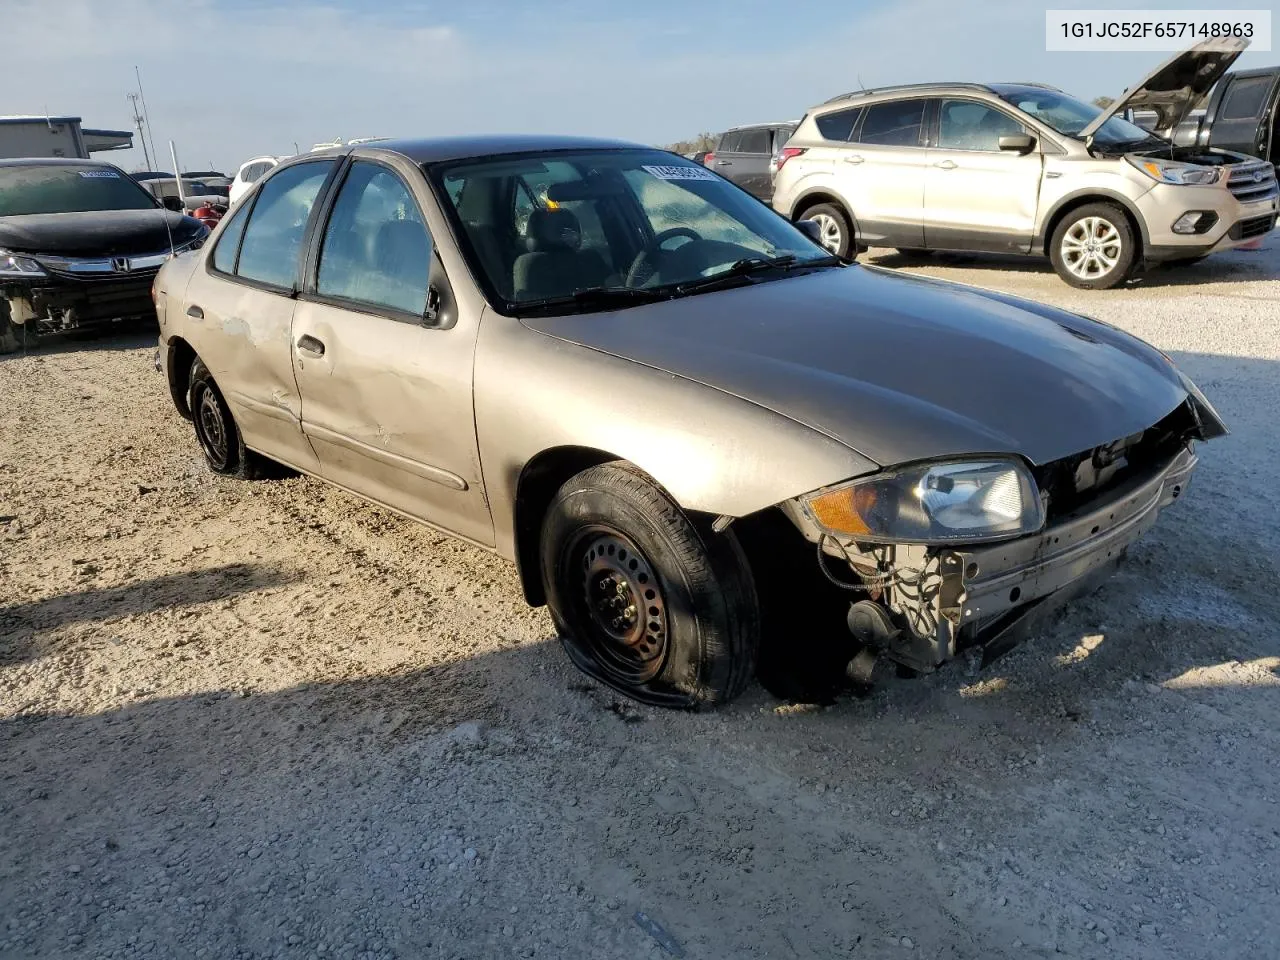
[1128,157,1222,186]
[0,249,48,279]
[801,459,1045,544]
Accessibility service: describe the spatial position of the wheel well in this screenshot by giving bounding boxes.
[514,446,623,607]
[793,192,849,223]
[166,338,198,420]
[1042,196,1144,259]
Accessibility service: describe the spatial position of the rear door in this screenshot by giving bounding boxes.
[1208,73,1280,160]
[729,128,774,200]
[923,98,1043,253]
[840,98,928,247]
[181,158,337,473]
[290,158,492,546]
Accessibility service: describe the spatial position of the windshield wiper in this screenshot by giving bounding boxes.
[666,254,840,296]
[509,286,671,316]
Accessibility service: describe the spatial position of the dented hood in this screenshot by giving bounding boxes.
[522,265,1195,468]
[1081,37,1248,140]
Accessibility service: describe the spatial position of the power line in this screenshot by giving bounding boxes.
[127,92,153,170]
[134,65,160,173]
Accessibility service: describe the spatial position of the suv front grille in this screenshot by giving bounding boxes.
[1227,162,1279,204]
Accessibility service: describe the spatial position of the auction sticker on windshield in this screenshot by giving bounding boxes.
[77,170,121,178]
[642,165,718,181]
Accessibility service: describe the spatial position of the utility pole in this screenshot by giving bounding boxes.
[134,65,161,173]
[127,93,153,171]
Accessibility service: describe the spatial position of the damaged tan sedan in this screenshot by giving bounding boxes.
[153,136,1227,707]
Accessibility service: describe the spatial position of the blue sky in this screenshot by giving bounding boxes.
[4,0,1275,173]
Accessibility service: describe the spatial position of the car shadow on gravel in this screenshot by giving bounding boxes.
[0,326,157,363]
[866,240,1279,288]
[0,563,299,665]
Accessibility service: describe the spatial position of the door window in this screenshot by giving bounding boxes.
[317,162,432,316]
[1220,77,1271,121]
[717,131,742,153]
[210,200,251,274]
[937,100,1025,151]
[815,108,862,142]
[771,126,797,151]
[236,161,333,289]
[856,99,926,147]
[737,129,770,154]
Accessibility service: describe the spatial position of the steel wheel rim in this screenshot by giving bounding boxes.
[195,386,230,469]
[565,527,669,685]
[1061,216,1122,279]
[808,214,843,254]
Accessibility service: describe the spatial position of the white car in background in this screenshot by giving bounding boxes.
[228,156,282,205]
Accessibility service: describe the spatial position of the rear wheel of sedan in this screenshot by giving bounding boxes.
[540,462,759,709]
[1050,203,1136,290]
[798,203,853,258]
[187,358,264,480]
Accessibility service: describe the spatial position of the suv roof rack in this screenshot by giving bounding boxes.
[822,82,992,104]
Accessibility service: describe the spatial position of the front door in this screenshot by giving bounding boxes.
[291,159,492,547]
[923,99,1043,253]
[181,159,337,473]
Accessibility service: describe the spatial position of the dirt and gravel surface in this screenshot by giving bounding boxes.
[3,240,1279,960]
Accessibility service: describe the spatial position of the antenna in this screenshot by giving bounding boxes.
[135,66,161,174]
[857,74,866,92]
[127,93,154,171]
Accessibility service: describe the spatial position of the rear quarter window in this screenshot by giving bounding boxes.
[1220,77,1272,121]
[815,108,862,142]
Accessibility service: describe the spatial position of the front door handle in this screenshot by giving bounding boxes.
[843,154,865,164]
[296,334,325,358]
[185,304,204,319]
[715,159,732,166]
[933,159,958,170]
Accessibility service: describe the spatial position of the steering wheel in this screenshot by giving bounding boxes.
[626,227,703,287]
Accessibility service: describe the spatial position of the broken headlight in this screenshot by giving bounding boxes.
[0,249,48,279]
[801,459,1045,544]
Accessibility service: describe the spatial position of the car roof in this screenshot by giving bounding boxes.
[812,81,1061,112]
[0,157,117,168]
[724,122,797,131]
[338,134,648,165]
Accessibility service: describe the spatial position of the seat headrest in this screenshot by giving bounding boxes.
[526,207,581,252]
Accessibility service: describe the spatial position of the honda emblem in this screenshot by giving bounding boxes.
[1254,170,1265,183]
[111,257,131,273]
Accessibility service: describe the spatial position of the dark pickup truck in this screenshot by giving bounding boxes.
[1133,65,1279,165]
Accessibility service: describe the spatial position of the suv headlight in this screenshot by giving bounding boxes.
[0,249,48,279]
[801,459,1045,544]
[1129,157,1222,186]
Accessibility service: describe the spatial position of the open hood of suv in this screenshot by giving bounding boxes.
[1081,38,1248,140]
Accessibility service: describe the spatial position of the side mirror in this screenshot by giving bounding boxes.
[422,252,457,328]
[796,218,823,244]
[161,196,184,212]
[998,133,1037,155]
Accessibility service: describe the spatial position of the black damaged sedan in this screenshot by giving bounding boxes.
[0,158,207,352]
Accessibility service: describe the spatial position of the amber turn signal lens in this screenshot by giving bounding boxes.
[807,486,875,536]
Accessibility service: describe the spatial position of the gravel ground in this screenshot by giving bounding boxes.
[2,240,1278,960]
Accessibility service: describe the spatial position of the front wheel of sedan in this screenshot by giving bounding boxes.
[540,462,759,709]
[798,203,853,258]
[1050,204,1136,290]
[187,358,264,480]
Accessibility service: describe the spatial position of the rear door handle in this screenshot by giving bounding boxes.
[843,155,865,164]
[933,159,958,170]
[296,334,325,358]
[185,304,204,319]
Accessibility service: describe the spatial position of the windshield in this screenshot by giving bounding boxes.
[995,88,1159,148]
[0,164,160,216]
[431,149,834,313]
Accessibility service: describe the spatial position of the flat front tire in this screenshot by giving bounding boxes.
[1049,203,1136,290]
[540,462,759,708]
[187,358,262,479]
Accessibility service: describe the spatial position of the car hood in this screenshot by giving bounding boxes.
[0,209,203,257]
[1081,37,1247,140]
[521,265,1193,468]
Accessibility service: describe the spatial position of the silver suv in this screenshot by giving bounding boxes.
[772,40,1278,289]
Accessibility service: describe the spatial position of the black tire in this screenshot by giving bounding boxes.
[187,358,263,479]
[797,202,854,258]
[1049,203,1137,290]
[540,462,759,709]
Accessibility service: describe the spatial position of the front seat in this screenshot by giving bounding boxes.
[371,218,431,314]
[511,208,610,300]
